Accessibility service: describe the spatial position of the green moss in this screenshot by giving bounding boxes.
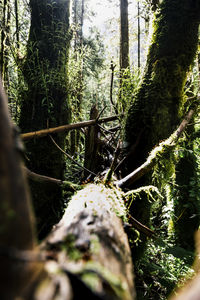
[124,0,199,173]
[63,234,82,261]
[79,261,131,300]
[125,185,163,211]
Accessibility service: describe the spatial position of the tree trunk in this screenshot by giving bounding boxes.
[137,1,140,69]
[173,118,200,251]
[124,0,200,172]
[119,0,129,112]
[0,0,10,90]
[84,105,101,177]
[123,0,200,252]
[120,0,129,72]
[19,0,71,238]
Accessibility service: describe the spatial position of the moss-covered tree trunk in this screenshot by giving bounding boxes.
[125,0,199,170]
[124,0,200,228]
[19,0,71,238]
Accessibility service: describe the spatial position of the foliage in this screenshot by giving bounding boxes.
[135,239,194,300]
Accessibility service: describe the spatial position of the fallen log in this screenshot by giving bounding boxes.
[43,183,135,300]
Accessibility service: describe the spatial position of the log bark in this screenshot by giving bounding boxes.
[0,81,47,300]
[44,183,135,300]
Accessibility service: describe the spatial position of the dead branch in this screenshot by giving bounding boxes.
[115,128,144,172]
[104,141,121,184]
[21,115,121,140]
[117,106,197,189]
[24,166,63,185]
[110,60,118,115]
[128,214,155,238]
[49,135,97,176]
[24,166,80,191]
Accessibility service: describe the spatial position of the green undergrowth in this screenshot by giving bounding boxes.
[134,238,195,300]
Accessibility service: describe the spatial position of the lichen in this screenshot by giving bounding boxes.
[64,183,127,225]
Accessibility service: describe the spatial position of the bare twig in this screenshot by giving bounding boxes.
[96,106,106,121]
[104,141,121,184]
[127,213,155,238]
[49,135,97,177]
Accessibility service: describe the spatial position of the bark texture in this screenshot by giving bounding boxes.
[44,183,135,300]
[0,81,41,300]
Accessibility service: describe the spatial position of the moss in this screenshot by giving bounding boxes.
[67,183,127,221]
[79,261,131,300]
[124,0,199,173]
[63,233,83,261]
[125,185,163,211]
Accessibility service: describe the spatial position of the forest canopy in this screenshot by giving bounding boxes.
[0,0,200,299]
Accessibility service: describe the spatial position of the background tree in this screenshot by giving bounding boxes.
[19,0,71,238]
[123,0,200,228]
[119,0,129,112]
[0,0,11,90]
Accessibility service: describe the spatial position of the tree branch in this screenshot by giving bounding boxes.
[117,105,197,189]
[21,115,121,140]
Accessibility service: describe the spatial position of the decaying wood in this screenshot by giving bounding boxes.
[21,114,121,140]
[117,106,197,189]
[84,105,101,177]
[44,183,135,300]
[110,60,118,115]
